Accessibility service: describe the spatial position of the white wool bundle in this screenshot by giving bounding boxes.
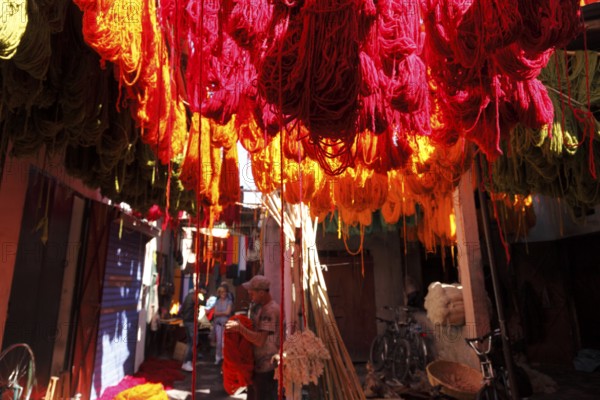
[275,329,331,398]
[0,0,28,59]
[424,282,465,325]
[424,282,449,324]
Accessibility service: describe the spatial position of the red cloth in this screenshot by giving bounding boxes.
[222,315,254,394]
[97,358,184,400]
[206,307,215,321]
[135,358,184,387]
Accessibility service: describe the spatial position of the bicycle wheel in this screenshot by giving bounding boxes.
[369,334,389,372]
[0,344,35,400]
[476,383,507,400]
[391,339,411,382]
[413,335,429,371]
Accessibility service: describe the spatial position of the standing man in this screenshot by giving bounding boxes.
[180,286,206,372]
[225,275,281,400]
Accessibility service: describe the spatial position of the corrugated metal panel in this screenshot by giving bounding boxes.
[91,222,146,400]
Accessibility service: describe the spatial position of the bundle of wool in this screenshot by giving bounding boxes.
[0,0,28,59]
[227,0,274,50]
[258,0,363,174]
[201,35,256,125]
[218,145,241,206]
[223,315,254,395]
[424,282,465,326]
[114,383,168,400]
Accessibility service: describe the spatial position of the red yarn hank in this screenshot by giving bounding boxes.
[222,315,254,395]
[266,0,361,138]
[511,79,555,130]
[492,45,553,81]
[357,52,390,134]
[517,0,583,54]
[228,0,275,50]
[202,35,256,124]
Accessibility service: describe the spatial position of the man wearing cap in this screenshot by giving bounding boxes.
[225,275,281,400]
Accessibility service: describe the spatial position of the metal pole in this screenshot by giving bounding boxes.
[474,154,520,400]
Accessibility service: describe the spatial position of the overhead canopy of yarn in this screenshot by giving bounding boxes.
[0,0,598,247]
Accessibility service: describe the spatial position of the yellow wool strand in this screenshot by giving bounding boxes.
[0,0,28,59]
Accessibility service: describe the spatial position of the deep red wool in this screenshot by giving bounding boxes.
[517,0,582,53]
[422,0,581,158]
[258,0,365,173]
[228,0,274,50]
[201,36,256,125]
[513,79,555,130]
[493,45,553,81]
[222,315,254,395]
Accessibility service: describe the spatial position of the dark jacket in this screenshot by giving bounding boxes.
[181,292,196,323]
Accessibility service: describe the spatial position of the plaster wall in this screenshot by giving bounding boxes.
[316,228,415,335]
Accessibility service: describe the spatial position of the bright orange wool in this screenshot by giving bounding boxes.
[75,0,186,165]
[282,125,308,161]
[417,193,456,254]
[283,157,324,204]
[250,133,282,194]
[333,166,388,226]
[219,145,241,206]
[212,116,239,150]
[238,113,268,154]
[382,172,417,224]
[180,113,211,192]
[308,177,336,221]
[207,141,223,207]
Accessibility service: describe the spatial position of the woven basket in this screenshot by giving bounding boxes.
[426,360,483,400]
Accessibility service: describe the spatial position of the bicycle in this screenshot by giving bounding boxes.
[397,306,430,378]
[369,306,430,382]
[465,329,532,400]
[0,343,36,400]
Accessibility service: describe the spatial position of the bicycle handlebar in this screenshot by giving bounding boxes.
[464,328,501,355]
[465,328,501,344]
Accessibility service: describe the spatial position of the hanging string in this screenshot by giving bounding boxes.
[192,2,205,399]
[581,25,596,178]
[277,10,286,398]
[297,127,307,331]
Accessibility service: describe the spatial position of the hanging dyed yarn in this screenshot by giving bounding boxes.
[517,0,582,53]
[251,131,282,193]
[75,0,187,164]
[180,113,212,192]
[228,0,274,50]
[259,0,362,173]
[219,145,241,206]
[283,157,325,205]
[423,0,582,159]
[0,0,28,59]
[484,50,600,214]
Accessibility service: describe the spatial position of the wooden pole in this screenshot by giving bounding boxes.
[474,155,520,400]
[452,169,490,343]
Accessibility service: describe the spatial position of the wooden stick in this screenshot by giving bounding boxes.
[267,196,365,399]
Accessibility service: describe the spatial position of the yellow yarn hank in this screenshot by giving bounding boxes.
[0,0,28,59]
[114,383,168,400]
